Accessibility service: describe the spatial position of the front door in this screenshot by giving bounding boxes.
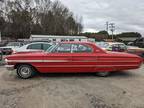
[41,43,73,73]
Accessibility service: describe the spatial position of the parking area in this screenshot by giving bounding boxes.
[0,65,144,108]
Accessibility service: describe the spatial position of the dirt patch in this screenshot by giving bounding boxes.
[0,66,144,108]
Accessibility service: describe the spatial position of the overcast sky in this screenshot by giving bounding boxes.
[59,0,144,35]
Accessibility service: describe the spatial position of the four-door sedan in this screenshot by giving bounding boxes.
[5,42,143,79]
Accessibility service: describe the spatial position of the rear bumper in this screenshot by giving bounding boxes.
[5,65,15,71]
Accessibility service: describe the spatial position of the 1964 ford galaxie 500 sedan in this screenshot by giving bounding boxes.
[4,42,143,79]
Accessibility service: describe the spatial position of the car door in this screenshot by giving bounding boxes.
[71,43,97,72]
[42,43,73,73]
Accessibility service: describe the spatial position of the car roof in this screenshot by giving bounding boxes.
[19,42,52,48]
[28,42,52,44]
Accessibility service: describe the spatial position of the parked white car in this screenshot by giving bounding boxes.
[13,42,52,54]
[0,42,23,54]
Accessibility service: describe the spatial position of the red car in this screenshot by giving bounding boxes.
[5,42,143,79]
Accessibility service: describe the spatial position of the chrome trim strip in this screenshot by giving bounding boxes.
[7,60,139,63]
[36,65,138,68]
[7,60,68,62]
[44,60,68,62]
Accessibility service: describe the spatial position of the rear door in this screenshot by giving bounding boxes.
[71,43,97,72]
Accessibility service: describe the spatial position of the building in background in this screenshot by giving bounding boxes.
[116,37,139,44]
[30,35,88,42]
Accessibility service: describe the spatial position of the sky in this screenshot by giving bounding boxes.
[59,0,144,35]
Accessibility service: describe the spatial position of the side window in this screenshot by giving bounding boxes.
[43,44,52,51]
[72,44,93,53]
[27,44,42,50]
[51,44,71,53]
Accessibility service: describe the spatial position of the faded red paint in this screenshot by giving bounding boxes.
[5,42,143,73]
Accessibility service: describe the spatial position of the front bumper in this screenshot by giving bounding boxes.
[5,65,15,71]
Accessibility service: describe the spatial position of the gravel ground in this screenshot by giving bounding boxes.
[0,65,144,108]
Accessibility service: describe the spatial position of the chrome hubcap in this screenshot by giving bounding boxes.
[20,67,31,77]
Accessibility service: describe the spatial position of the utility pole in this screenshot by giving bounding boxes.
[106,21,109,32]
[105,21,109,40]
[109,23,115,41]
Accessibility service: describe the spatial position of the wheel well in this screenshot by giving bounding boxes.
[14,63,38,72]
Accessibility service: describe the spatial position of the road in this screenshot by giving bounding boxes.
[0,65,144,108]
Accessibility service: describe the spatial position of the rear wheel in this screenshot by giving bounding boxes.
[96,72,110,77]
[17,65,35,79]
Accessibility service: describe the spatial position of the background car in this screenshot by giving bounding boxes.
[0,42,24,55]
[96,42,144,61]
[13,42,52,54]
[128,37,144,48]
[96,42,127,52]
[127,46,144,58]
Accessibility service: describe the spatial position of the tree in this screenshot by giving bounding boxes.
[97,30,109,35]
[0,0,83,39]
[116,32,142,38]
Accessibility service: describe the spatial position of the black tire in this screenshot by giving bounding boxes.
[96,72,110,77]
[16,65,35,79]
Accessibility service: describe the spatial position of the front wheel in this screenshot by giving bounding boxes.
[96,72,110,77]
[17,65,35,79]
